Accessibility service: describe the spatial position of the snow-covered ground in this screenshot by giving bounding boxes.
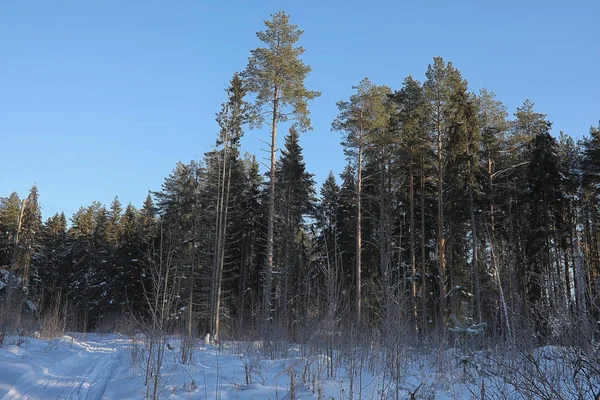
[0,333,464,399]
[0,333,597,399]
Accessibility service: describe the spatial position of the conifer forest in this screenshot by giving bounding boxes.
[1,11,600,399]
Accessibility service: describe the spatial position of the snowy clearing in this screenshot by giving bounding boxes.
[0,333,598,399]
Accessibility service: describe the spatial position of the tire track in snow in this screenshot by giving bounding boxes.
[6,337,120,400]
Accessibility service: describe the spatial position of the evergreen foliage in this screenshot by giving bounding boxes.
[1,13,598,349]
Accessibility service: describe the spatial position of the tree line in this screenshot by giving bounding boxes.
[1,11,599,345]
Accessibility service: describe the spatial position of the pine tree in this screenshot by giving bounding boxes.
[476,89,511,338]
[389,75,432,332]
[424,57,462,324]
[556,133,580,316]
[362,85,395,318]
[332,78,392,324]
[502,101,554,334]
[244,11,320,328]
[579,122,600,321]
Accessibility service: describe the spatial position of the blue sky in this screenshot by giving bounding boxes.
[1,0,598,220]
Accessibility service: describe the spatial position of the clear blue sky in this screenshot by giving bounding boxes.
[1,0,598,220]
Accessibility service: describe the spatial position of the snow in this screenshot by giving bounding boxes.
[0,335,119,399]
[0,334,597,399]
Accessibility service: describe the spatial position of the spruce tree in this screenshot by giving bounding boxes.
[444,74,483,323]
[336,163,357,317]
[316,172,340,259]
[314,172,343,337]
[36,212,68,316]
[139,193,158,245]
[0,193,22,268]
[275,127,316,331]
[526,125,563,340]
[209,73,249,341]
[106,196,123,247]
[232,154,265,334]
[155,160,206,334]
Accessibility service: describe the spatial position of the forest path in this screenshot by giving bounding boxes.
[1,335,122,400]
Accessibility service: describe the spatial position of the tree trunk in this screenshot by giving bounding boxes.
[469,176,481,322]
[210,150,225,337]
[264,87,279,330]
[214,162,232,341]
[355,117,364,325]
[436,117,446,324]
[379,146,390,315]
[420,157,428,334]
[210,113,232,340]
[409,153,417,316]
[282,210,291,329]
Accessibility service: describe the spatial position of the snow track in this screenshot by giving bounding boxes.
[1,336,121,400]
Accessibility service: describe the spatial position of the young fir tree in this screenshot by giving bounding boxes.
[244,11,320,328]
